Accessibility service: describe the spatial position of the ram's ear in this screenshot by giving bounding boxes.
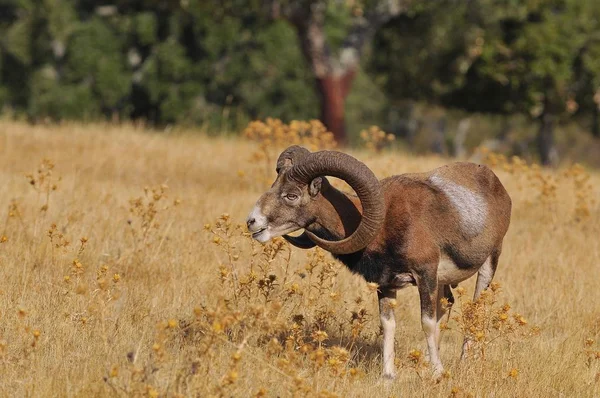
[309,177,322,197]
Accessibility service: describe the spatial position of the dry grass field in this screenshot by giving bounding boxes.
[0,120,599,397]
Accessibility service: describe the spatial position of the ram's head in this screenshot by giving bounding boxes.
[246,145,385,255]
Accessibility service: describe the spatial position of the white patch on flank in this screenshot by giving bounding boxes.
[429,174,487,237]
[437,254,479,285]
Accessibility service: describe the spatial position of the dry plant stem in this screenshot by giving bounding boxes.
[0,121,598,397]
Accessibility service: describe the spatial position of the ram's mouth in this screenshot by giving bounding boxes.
[251,228,267,239]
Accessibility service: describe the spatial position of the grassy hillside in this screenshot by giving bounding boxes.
[0,120,598,397]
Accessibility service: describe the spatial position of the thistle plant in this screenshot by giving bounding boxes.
[359,126,395,153]
[243,118,337,186]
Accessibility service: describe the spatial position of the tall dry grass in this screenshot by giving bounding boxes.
[0,120,599,397]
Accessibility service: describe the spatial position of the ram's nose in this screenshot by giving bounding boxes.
[246,205,268,234]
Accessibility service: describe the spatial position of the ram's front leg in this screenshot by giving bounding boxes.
[378,288,397,379]
[417,271,444,378]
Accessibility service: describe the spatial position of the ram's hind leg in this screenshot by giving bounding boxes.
[436,285,454,350]
[461,252,499,359]
[417,270,444,378]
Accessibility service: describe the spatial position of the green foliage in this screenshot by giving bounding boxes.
[0,1,316,128]
[4,14,33,66]
[0,0,599,147]
[238,21,317,121]
[67,18,131,110]
[29,66,99,119]
[373,0,600,121]
[134,12,157,46]
[345,69,389,144]
[324,1,354,50]
[45,0,77,43]
[371,1,474,101]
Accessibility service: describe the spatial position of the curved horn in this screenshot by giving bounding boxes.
[283,232,317,249]
[277,146,317,248]
[288,151,385,254]
[276,145,311,173]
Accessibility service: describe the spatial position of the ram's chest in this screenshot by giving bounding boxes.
[337,250,395,285]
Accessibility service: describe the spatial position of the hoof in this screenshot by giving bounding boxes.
[382,371,397,380]
[431,366,444,382]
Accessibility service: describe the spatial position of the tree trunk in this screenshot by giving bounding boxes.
[431,116,447,154]
[537,112,558,166]
[453,118,471,158]
[315,69,356,144]
[282,1,407,146]
[593,104,599,138]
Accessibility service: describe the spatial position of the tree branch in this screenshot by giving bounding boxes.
[295,2,332,78]
[269,1,332,77]
[268,0,411,77]
[339,0,411,72]
[266,0,313,23]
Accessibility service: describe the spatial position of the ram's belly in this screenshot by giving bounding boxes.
[437,255,481,285]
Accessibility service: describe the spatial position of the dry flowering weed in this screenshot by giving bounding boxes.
[562,163,595,220]
[24,158,60,214]
[243,118,337,186]
[192,213,371,394]
[359,126,395,153]
[127,184,181,267]
[477,147,596,222]
[0,120,599,397]
[584,337,600,380]
[20,159,62,251]
[451,283,539,366]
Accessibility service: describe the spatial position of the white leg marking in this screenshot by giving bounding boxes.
[381,314,396,378]
[429,174,488,237]
[379,296,396,379]
[423,315,444,377]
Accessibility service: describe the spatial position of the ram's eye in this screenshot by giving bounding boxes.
[285,193,299,201]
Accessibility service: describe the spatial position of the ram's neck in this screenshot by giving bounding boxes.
[306,179,362,241]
